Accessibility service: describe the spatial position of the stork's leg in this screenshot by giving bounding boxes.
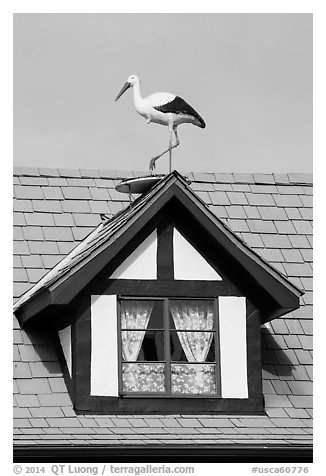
[149,128,180,171]
[168,126,173,173]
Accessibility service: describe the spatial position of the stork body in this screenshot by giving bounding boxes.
[115,75,205,171]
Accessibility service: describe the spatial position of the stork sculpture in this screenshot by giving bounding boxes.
[115,75,206,172]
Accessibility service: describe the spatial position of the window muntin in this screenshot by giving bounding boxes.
[119,298,219,396]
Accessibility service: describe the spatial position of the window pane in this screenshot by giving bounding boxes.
[138,331,164,361]
[147,300,164,329]
[122,363,165,393]
[121,330,164,362]
[171,363,217,394]
[170,332,215,362]
[169,300,215,330]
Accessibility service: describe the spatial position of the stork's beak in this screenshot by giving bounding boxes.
[115,81,131,101]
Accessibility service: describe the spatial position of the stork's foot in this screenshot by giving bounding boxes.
[149,157,157,171]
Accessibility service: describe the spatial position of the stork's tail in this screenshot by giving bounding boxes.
[197,115,206,128]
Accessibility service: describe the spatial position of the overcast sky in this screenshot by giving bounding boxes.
[13,13,312,174]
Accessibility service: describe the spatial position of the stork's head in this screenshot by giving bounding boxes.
[115,74,140,101]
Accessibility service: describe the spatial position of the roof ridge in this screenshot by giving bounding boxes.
[13,167,313,185]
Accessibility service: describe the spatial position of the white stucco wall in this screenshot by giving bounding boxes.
[58,325,72,377]
[173,228,222,280]
[90,295,119,396]
[218,296,248,398]
[110,230,157,279]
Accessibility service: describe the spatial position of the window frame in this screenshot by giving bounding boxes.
[117,296,221,398]
[71,287,264,414]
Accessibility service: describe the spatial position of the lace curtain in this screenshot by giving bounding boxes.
[170,300,214,362]
[170,300,215,394]
[121,300,154,361]
[121,300,165,393]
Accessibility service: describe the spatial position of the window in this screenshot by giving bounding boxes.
[119,298,220,396]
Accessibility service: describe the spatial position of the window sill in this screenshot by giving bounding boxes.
[74,395,264,414]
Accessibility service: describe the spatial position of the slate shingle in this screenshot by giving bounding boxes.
[29,241,59,255]
[214,173,234,183]
[20,176,48,186]
[14,186,44,200]
[42,255,62,269]
[72,227,94,241]
[294,350,313,365]
[13,200,34,213]
[89,201,112,214]
[90,187,111,203]
[209,191,229,205]
[299,195,313,207]
[13,212,26,226]
[243,205,260,219]
[288,173,313,185]
[22,227,44,241]
[298,335,313,349]
[300,249,313,262]
[61,200,91,213]
[30,362,62,377]
[47,177,67,186]
[273,195,303,207]
[226,191,248,205]
[214,183,233,191]
[13,227,24,241]
[62,187,92,200]
[17,379,52,395]
[74,214,100,227]
[233,173,254,183]
[227,219,250,232]
[25,213,55,227]
[287,381,312,396]
[288,235,311,249]
[293,220,313,235]
[281,249,304,263]
[283,263,312,278]
[27,269,47,283]
[288,396,313,409]
[43,227,74,242]
[261,234,292,249]
[258,207,287,221]
[274,221,297,234]
[231,183,251,192]
[33,200,62,213]
[14,283,32,298]
[247,220,277,233]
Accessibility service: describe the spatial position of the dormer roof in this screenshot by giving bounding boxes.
[14,170,303,325]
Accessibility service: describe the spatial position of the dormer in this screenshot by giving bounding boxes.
[14,171,302,414]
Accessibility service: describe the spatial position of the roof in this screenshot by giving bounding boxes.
[13,167,313,448]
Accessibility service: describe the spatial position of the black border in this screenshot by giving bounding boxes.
[13,444,313,463]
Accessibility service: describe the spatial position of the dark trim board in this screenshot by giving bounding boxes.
[74,297,91,398]
[13,444,313,463]
[75,395,264,414]
[157,219,174,279]
[84,279,242,297]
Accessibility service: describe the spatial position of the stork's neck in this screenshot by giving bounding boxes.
[132,81,143,111]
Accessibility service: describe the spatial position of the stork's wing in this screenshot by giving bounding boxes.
[153,96,206,128]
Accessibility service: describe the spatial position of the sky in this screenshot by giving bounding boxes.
[13,13,312,174]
